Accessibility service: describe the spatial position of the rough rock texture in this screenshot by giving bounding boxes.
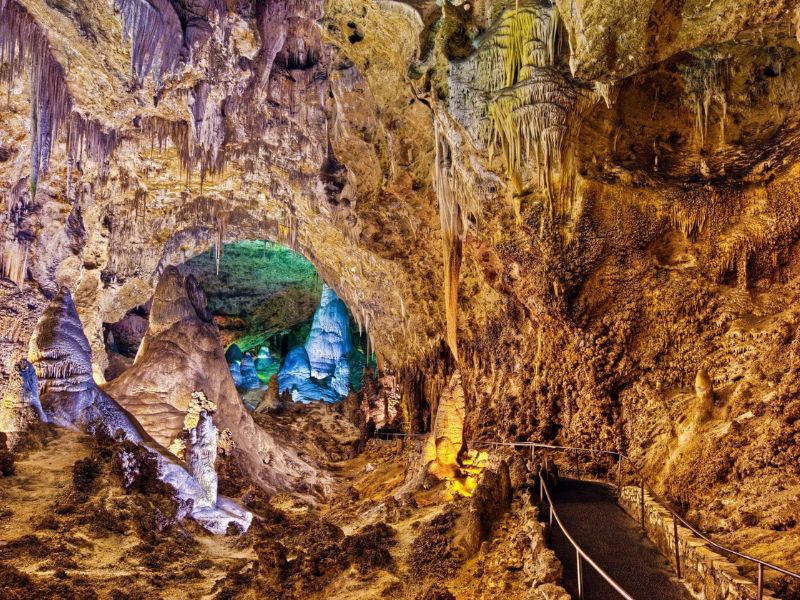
[186,410,219,506]
[424,371,466,480]
[305,285,353,380]
[0,358,45,448]
[239,353,260,390]
[26,287,252,533]
[278,283,354,402]
[105,266,329,496]
[1,0,799,585]
[456,462,512,556]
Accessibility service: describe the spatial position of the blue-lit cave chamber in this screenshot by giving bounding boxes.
[155,240,375,412]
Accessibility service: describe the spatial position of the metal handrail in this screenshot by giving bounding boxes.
[376,431,428,439]
[469,439,800,599]
[383,433,800,598]
[614,452,799,596]
[538,469,635,600]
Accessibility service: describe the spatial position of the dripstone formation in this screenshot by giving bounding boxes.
[0,0,798,592]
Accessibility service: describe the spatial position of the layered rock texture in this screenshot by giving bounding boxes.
[23,286,252,533]
[105,266,327,495]
[0,0,799,588]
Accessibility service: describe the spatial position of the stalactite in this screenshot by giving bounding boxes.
[680,54,730,149]
[487,70,576,201]
[593,81,616,109]
[0,1,118,194]
[477,0,562,92]
[278,213,299,252]
[141,114,226,182]
[214,213,228,276]
[0,1,69,194]
[115,0,182,81]
[1,240,28,287]
[449,0,588,227]
[434,122,480,361]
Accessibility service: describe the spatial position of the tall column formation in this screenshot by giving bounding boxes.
[186,410,219,506]
[305,284,352,380]
[424,370,466,480]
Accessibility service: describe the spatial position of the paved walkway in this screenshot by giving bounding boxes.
[548,478,692,600]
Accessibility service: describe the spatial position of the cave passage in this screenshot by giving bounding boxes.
[179,240,373,409]
[549,478,691,600]
[4,0,800,598]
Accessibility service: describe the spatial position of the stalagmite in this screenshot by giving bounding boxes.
[305,285,352,380]
[28,287,252,533]
[0,358,45,448]
[239,353,260,390]
[105,267,327,495]
[186,410,218,506]
[331,356,350,397]
[695,368,714,421]
[423,370,466,480]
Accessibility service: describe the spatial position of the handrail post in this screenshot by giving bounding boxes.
[757,563,763,600]
[616,453,622,496]
[640,478,646,532]
[576,550,584,600]
[673,514,681,579]
[539,473,544,505]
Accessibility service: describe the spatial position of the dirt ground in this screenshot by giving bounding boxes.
[0,424,548,600]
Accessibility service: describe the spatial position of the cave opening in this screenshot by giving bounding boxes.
[104,240,375,411]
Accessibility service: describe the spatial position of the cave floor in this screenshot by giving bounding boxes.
[549,478,692,600]
[0,428,540,599]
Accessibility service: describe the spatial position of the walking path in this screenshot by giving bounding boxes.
[548,477,692,600]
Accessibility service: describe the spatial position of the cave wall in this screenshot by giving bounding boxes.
[1,0,799,565]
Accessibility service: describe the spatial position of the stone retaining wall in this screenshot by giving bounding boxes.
[619,485,776,600]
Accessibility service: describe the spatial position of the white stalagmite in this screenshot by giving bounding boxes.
[305,284,352,380]
[186,410,218,506]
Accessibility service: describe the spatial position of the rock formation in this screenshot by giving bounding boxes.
[305,285,352,380]
[1,0,799,583]
[278,345,341,404]
[105,266,328,495]
[694,368,715,421]
[239,353,260,390]
[0,358,46,448]
[331,357,351,398]
[186,410,219,506]
[27,287,251,533]
[424,371,466,480]
[277,284,354,402]
[229,360,243,387]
